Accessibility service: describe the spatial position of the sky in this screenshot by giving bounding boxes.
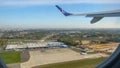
[0,0,120,29]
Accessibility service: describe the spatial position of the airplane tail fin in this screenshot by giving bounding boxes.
[55,5,73,16]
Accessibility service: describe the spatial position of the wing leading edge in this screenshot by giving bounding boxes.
[55,5,120,24]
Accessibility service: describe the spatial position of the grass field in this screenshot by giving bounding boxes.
[0,51,21,64]
[38,57,107,68]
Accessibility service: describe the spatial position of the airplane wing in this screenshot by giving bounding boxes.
[55,5,120,24]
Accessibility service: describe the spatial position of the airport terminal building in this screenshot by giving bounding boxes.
[5,42,68,50]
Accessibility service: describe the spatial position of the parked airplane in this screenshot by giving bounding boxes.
[56,5,120,24]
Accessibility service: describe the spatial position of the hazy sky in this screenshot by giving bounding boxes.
[0,0,120,29]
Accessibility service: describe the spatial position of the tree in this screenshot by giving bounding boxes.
[0,40,8,47]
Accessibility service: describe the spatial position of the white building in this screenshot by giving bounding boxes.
[5,42,68,50]
[5,43,48,50]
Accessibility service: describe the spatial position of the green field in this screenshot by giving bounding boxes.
[0,51,21,64]
[39,57,107,68]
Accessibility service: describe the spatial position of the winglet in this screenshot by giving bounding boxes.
[55,5,73,16]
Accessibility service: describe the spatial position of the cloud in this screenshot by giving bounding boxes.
[0,0,120,6]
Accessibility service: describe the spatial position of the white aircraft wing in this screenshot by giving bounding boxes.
[56,5,120,24]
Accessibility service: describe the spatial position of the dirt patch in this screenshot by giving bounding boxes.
[7,63,20,68]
